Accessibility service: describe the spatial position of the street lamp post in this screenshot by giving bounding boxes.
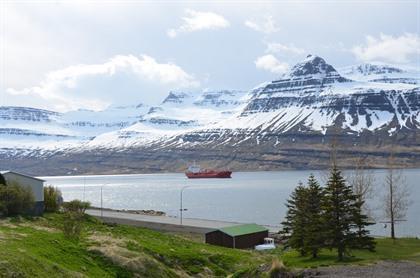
[83,176,86,202]
[100,183,109,219]
[180,186,190,225]
[101,185,103,218]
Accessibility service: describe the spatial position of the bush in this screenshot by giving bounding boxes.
[0,181,35,216]
[61,199,90,240]
[62,200,90,214]
[269,258,289,278]
[44,185,63,212]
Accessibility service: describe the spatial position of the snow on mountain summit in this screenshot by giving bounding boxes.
[161,91,195,105]
[339,63,420,85]
[173,55,420,144]
[1,55,419,158]
[288,54,339,77]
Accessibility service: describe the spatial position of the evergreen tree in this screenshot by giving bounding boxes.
[303,174,325,258]
[351,197,376,251]
[322,166,357,261]
[281,183,308,256]
[281,176,325,258]
[323,166,376,261]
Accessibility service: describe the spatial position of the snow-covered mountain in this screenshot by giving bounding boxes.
[159,55,419,149]
[0,89,251,153]
[339,63,420,85]
[1,55,419,173]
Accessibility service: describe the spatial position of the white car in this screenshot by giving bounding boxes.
[255,237,276,250]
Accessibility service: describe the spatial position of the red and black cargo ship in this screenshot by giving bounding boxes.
[185,164,232,179]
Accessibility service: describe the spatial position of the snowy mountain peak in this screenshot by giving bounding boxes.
[341,63,404,77]
[1,57,419,169]
[339,63,420,84]
[161,91,194,105]
[193,90,248,107]
[289,54,337,77]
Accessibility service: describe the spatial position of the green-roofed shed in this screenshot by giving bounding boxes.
[205,224,268,249]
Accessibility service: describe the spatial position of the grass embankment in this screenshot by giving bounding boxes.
[0,214,270,277]
[0,214,419,277]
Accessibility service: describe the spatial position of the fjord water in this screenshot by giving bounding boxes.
[41,170,420,237]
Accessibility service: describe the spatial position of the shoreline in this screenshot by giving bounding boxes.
[38,167,420,179]
[89,206,166,216]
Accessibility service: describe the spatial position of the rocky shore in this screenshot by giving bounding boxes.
[89,207,166,216]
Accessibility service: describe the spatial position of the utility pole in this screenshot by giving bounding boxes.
[389,167,395,239]
[83,176,86,202]
[101,185,103,219]
[100,183,110,219]
[180,186,190,225]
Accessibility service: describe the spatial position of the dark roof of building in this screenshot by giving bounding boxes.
[0,171,45,182]
[216,224,268,237]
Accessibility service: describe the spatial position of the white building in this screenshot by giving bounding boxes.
[0,171,44,215]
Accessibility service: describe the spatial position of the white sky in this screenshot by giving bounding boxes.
[1,0,419,112]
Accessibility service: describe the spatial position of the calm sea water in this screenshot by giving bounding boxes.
[40,169,420,237]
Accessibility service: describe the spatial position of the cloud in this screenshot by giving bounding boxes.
[265,42,305,55]
[244,16,279,34]
[167,9,230,38]
[255,55,289,74]
[5,55,200,112]
[352,33,420,64]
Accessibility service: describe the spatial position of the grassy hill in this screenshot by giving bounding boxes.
[0,213,419,277]
[0,214,271,277]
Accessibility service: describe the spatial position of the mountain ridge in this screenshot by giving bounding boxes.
[1,55,419,175]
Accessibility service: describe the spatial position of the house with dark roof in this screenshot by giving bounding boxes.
[0,171,45,215]
[205,223,268,249]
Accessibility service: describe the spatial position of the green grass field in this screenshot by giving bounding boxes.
[0,214,270,277]
[279,237,420,268]
[0,213,419,277]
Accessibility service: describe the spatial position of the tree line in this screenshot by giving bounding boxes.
[281,166,376,261]
[281,153,411,261]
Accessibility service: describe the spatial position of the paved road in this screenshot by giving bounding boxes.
[87,209,279,233]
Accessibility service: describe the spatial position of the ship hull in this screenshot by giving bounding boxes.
[185,171,232,179]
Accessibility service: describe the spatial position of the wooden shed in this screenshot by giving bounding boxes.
[205,224,268,249]
[0,171,45,216]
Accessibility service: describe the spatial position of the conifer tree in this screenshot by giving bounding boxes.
[303,174,325,258]
[351,197,376,251]
[281,183,308,256]
[322,166,357,261]
[323,166,376,260]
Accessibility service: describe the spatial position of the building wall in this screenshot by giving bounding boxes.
[206,230,269,249]
[3,173,44,202]
[205,231,233,248]
[32,201,45,216]
[234,230,268,249]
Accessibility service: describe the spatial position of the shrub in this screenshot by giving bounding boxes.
[269,258,291,278]
[62,199,90,214]
[44,185,63,212]
[61,199,90,240]
[0,181,35,216]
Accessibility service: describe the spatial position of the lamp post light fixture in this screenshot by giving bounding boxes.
[180,185,190,225]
